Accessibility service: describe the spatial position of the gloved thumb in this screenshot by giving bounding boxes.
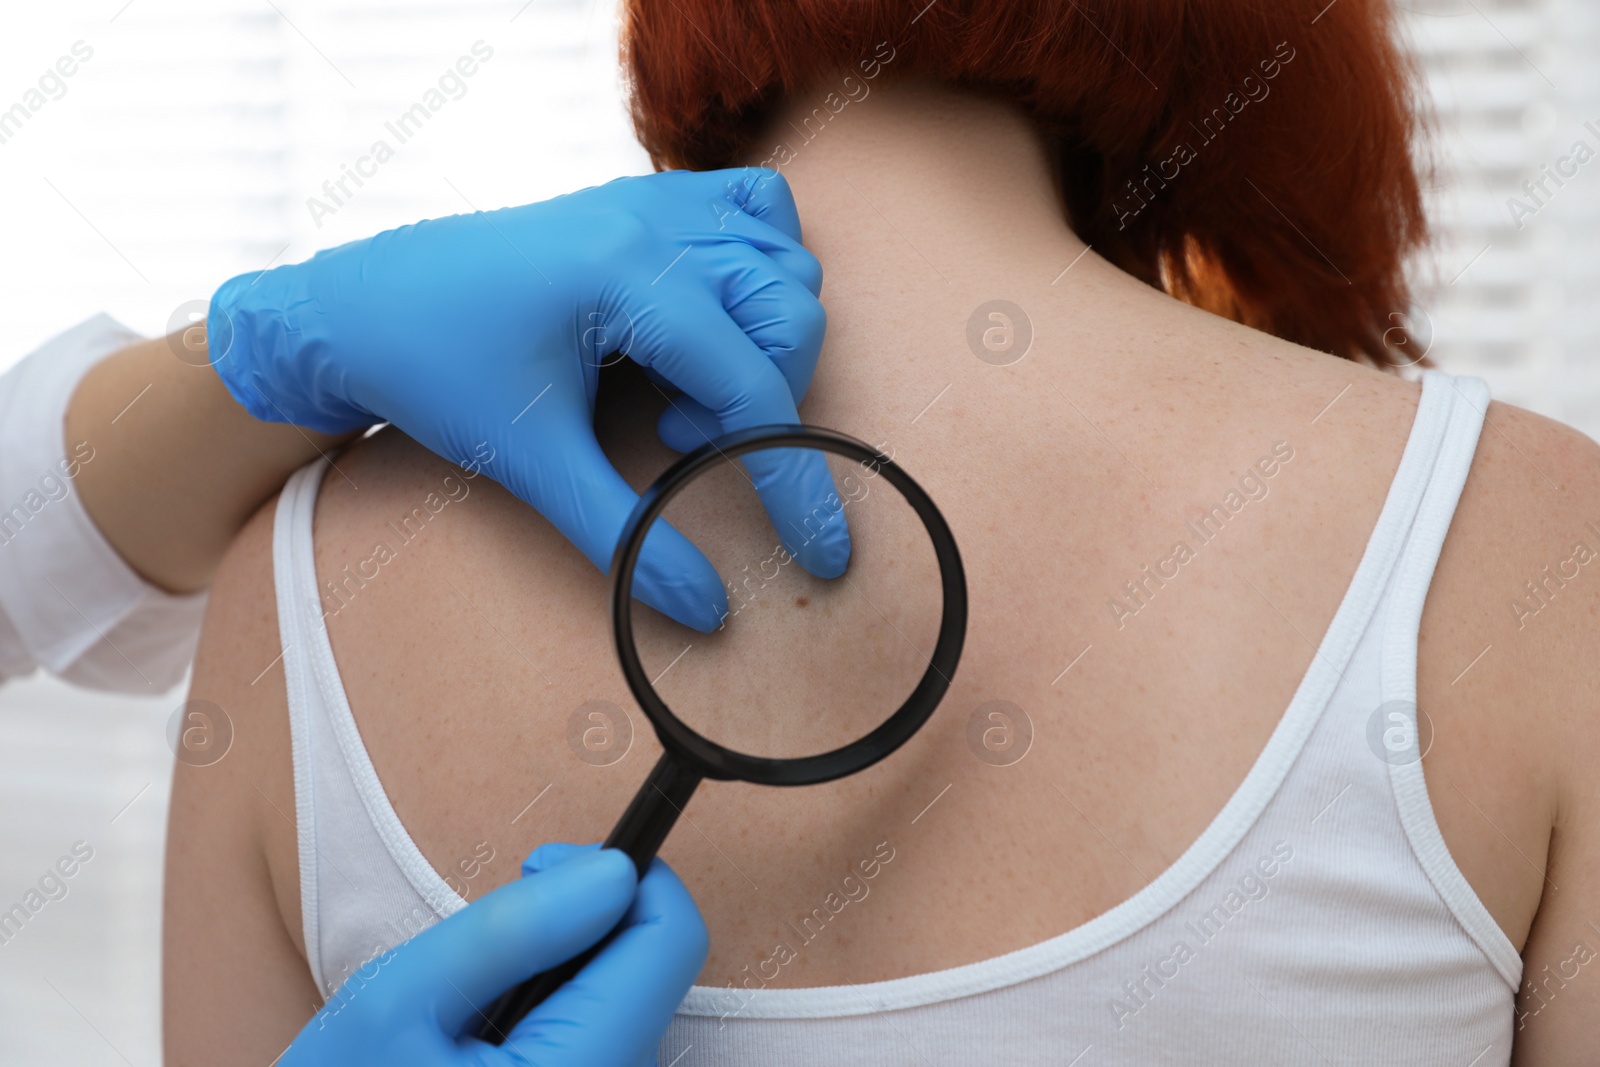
[393,849,637,1036]
[510,852,709,1066]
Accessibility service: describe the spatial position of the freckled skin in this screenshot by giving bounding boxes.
[171,82,1600,1060]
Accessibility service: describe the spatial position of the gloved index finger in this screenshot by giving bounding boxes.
[704,201,824,298]
[701,166,804,244]
[637,303,851,583]
[661,169,822,298]
[534,428,732,633]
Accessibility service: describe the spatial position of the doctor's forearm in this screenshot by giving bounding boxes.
[67,333,362,594]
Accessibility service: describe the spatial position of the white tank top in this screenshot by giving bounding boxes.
[273,369,1519,1065]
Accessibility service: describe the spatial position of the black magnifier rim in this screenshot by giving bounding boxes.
[610,424,967,787]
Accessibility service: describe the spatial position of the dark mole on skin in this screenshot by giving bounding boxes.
[795,596,810,608]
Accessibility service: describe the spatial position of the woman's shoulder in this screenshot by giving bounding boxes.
[1405,371,1600,1012]
[1201,338,1600,973]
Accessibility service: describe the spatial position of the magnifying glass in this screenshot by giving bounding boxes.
[477,425,967,1043]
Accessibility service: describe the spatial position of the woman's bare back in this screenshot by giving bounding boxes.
[166,85,1600,1061]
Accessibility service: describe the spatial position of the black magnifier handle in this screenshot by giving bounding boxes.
[476,752,704,1044]
[602,752,705,876]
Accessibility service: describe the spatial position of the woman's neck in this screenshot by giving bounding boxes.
[754,79,1088,289]
[742,79,1245,430]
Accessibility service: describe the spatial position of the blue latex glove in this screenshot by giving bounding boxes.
[281,844,708,1067]
[207,168,849,631]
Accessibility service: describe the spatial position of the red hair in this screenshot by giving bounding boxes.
[622,0,1432,368]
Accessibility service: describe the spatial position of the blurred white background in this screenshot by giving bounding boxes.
[0,0,1594,1062]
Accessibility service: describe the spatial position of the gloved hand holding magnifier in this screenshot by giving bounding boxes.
[479,424,968,1043]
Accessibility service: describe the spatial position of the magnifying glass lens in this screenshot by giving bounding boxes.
[631,445,943,760]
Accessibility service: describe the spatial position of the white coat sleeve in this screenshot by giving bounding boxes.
[0,315,207,693]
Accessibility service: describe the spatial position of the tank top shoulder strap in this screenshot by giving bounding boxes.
[270,457,465,1000]
[1377,370,1521,985]
[271,460,329,991]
